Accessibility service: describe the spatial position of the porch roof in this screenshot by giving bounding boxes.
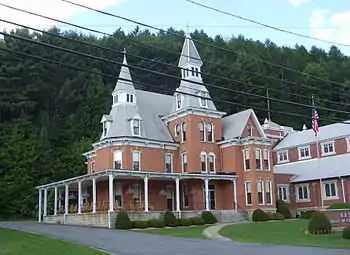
[36,169,237,190]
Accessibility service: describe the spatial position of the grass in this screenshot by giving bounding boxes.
[219,220,350,249]
[0,227,105,255]
[137,225,209,239]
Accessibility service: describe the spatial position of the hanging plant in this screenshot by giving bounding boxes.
[125,187,134,196]
[159,188,167,196]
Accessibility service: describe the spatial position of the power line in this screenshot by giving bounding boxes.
[60,0,350,89]
[1,19,348,108]
[184,0,350,48]
[1,46,349,126]
[1,3,348,99]
[1,30,350,117]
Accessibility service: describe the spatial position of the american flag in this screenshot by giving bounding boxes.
[312,107,319,135]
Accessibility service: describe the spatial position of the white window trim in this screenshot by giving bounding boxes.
[90,161,95,173]
[181,153,187,173]
[174,123,180,137]
[131,118,141,137]
[255,149,262,171]
[199,121,206,142]
[176,94,182,110]
[323,180,339,200]
[321,140,336,156]
[346,137,350,152]
[132,150,141,171]
[265,181,273,205]
[263,149,270,171]
[277,184,290,202]
[295,184,310,202]
[198,91,208,108]
[298,145,311,160]
[277,150,289,163]
[182,184,189,208]
[165,153,173,173]
[113,150,123,170]
[102,121,108,137]
[200,151,208,173]
[207,123,214,142]
[243,149,250,171]
[208,152,216,173]
[245,181,252,206]
[257,180,265,205]
[181,122,186,143]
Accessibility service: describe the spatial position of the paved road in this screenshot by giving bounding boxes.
[0,221,348,255]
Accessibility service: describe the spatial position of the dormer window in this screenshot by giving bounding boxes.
[246,124,252,137]
[176,94,182,110]
[103,121,107,137]
[130,94,134,103]
[113,95,118,104]
[199,91,207,107]
[132,118,140,136]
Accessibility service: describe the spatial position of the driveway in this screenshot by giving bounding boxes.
[0,221,348,255]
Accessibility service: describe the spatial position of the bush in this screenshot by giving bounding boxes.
[201,211,217,224]
[147,219,165,228]
[178,218,191,226]
[327,203,350,209]
[266,212,275,221]
[252,209,268,222]
[273,212,285,220]
[115,211,132,229]
[308,212,332,235]
[164,210,178,227]
[132,220,148,229]
[189,217,205,225]
[300,210,315,219]
[342,226,350,239]
[276,199,292,219]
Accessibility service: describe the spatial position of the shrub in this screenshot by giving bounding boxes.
[273,212,285,220]
[147,219,165,228]
[308,212,332,235]
[342,226,350,239]
[300,210,316,219]
[201,211,217,224]
[266,212,275,221]
[178,218,191,226]
[115,211,132,229]
[132,220,148,229]
[164,210,178,227]
[327,203,350,209]
[189,217,205,225]
[276,199,292,219]
[252,209,268,222]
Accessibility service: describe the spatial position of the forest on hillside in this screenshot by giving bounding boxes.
[0,26,349,218]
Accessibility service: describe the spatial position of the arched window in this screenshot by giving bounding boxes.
[208,153,215,172]
[199,122,205,141]
[200,152,207,172]
[132,118,141,136]
[207,123,214,142]
[246,124,252,137]
[181,122,186,142]
[175,123,180,137]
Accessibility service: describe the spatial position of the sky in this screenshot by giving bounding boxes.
[0,0,350,55]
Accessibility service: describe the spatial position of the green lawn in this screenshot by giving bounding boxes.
[219,220,350,249]
[0,227,105,255]
[137,225,208,239]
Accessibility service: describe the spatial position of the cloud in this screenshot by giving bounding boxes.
[309,9,350,45]
[288,0,312,7]
[0,0,126,32]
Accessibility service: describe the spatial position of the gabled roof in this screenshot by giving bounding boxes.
[274,153,350,182]
[178,34,203,67]
[222,109,266,140]
[274,123,350,150]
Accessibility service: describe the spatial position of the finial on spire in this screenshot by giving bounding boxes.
[302,124,307,130]
[186,22,189,34]
[122,47,127,64]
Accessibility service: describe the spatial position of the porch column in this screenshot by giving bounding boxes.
[144,176,149,212]
[92,178,97,213]
[38,189,42,222]
[43,189,48,216]
[108,174,114,212]
[78,181,82,214]
[233,178,237,211]
[204,178,209,211]
[58,190,62,209]
[175,177,180,212]
[341,178,346,203]
[54,186,58,216]
[65,184,69,215]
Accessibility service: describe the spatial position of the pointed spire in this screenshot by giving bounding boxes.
[178,34,203,68]
[302,124,307,130]
[113,48,135,93]
[264,118,268,124]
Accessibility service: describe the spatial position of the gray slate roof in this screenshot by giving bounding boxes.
[178,34,203,67]
[274,153,350,182]
[222,109,253,139]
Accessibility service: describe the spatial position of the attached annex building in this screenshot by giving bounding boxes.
[37,35,350,227]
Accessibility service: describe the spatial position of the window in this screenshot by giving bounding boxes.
[182,68,186,77]
[191,67,195,75]
[133,184,141,202]
[182,153,187,173]
[257,181,264,205]
[132,151,140,171]
[182,184,189,208]
[127,94,130,102]
[113,95,118,104]
[347,137,350,152]
[113,150,122,170]
[132,118,140,136]
[130,94,134,103]
[90,161,95,173]
[165,153,173,173]
[299,146,310,159]
[195,67,199,77]
[199,122,205,141]
[323,181,338,199]
[209,153,215,172]
[322,141,335,155]
[246,124,252,137]
[245,181,252,205]
[103,121,107,137]
[201,152,207,172]
[278,185,289,202]
[207,123,214,142]
[186,69,189,76]
[265,181,272,204]
[263,149,270,171]
[278,151,289,163]
[296,184,309,201]
[199,91,207,107]
[255,149,262,170]
[243,149,250,171]
[181,122,187,142]
[175,124,180,137]
[176,94,182,110]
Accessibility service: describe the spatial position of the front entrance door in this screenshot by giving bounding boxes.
[114,182,123,208]
[166,186,174,211]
